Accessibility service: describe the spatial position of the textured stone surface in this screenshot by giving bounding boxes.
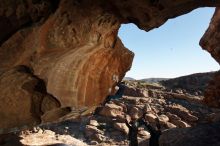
[20,129,88,146]
[124,86,147,97]
[159,122,220,146]
[200,8,220,108]
[113,122,129,135]
[1,0,220,132]
[129,106,143,120]
[200,8,220,63]
[203,71,220,108]
[0,0,133,132]
[98,103,124,118]
[0,0,59,45]
[0,66,62,133]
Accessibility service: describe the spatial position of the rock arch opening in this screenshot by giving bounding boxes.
[120,8,219,80]
[119,8,219,97]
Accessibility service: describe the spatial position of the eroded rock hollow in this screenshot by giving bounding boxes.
[0,0,220,133]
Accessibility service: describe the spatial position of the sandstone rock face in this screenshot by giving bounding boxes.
[0,0,58,45]
[0,66,63,133]
[1,0,220,132]
[200,8,220,108]
[200,8,220,63]
[203,72,220,108]
[0,0,133,132]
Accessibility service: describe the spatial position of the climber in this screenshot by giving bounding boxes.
[142,117,161,146]
[93,82,126,115]
[102,82,126,105]
[125,119,139,146]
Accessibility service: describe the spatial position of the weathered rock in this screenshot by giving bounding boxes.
[89,120,99,127]
[138,130,151,138]
[200,8,220,108]
[113,123,129,135]
[1,0,220,132]
[20,129,88,146]
[148,90,157,98]
[145,113,157,123]
[124,96,141,105]
[203,72,220,108]
[0,0,58,45]
[142,90,149,97]
[159,122,220,146]
[111,100,128,113]
[90,141,99,145]
[129,107,143,120]
[165,105,198,122]
[200,8,220,63]
[166,112,190,128]
[166,112,181,121]
[124,86,146,97]
[0,66,62,133]
[98,103,124,118]
[93,133,106,142]
[0,0,134,132]
[165,122,177,129]
[143,104,153,113]
[85,125,103,137]
[159,114,169,123]
[140,98,152,104]
[171,120,190,128]
[161,72,214,97]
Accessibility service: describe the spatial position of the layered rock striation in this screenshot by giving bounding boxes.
[0,0,220,132]
[0,0,134,132]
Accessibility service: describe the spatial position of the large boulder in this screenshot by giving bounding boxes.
[98,103,124,118]
[159,122,220,146]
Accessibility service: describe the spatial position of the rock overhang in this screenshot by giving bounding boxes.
[0,0,220,133]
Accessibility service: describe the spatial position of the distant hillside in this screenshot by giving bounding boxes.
[160,72,216,95]
[123,77,136,81]
[139,78,169,83]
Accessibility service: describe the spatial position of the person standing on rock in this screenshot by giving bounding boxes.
[103,82,126,105]
[125,119,139,146]
[125,115,149,146]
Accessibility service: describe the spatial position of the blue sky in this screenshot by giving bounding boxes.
[119,7,219,80]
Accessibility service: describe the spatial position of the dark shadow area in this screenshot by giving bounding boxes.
[0,133,22,146]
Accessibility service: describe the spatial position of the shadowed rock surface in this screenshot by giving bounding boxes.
[159,122,220,146]
[160,72,215,96]
[0,0,220,133]
[200,8,220,108]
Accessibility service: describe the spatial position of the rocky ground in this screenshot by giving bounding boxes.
[1,80,220,146]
